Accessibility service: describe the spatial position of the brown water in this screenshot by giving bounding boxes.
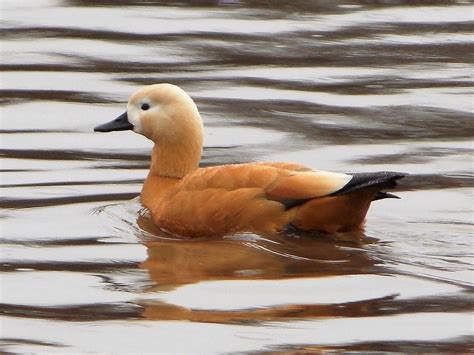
[1,0,473,353]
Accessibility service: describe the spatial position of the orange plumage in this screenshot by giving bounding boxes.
[95,84,405,239]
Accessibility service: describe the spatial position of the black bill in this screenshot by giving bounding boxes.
[94,112,133,132]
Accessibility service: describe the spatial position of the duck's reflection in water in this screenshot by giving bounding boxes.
[141,295,399,324]
[137,214,384,323]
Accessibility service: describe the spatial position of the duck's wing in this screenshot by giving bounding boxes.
[177,163,352,206]
[178,164,405,206]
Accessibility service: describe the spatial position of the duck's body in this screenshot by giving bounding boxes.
[95,84,405,239]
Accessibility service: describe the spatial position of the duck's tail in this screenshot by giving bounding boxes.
[331,171,407,201]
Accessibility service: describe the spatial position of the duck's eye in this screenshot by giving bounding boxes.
[141,103,150,111]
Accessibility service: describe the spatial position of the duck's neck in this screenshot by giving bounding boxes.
[141,132,202,211]
[149,136,202,179]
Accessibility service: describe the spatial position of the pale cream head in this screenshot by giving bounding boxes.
[126,84,203,142]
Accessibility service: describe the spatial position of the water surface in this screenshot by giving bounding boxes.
[1,0,473,353]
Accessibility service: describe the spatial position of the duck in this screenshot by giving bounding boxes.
[94,84,405,239]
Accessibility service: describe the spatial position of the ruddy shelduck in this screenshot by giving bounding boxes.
[95,84,405,239]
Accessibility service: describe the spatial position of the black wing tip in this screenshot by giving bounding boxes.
[373,191,401,201]
[332,171,408,196]
[360,171,408,180]
[381,171,408,188]
[386,171,409,180]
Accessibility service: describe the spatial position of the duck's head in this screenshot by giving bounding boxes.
[95,83,203,142]
[95,84,204,177]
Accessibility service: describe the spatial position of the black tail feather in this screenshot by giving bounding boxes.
[331,171,407,197]
[373,191,400,201]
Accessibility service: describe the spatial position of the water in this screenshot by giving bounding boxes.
[1,0,473,353]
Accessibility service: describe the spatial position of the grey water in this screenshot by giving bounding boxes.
[1,0,473,353]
